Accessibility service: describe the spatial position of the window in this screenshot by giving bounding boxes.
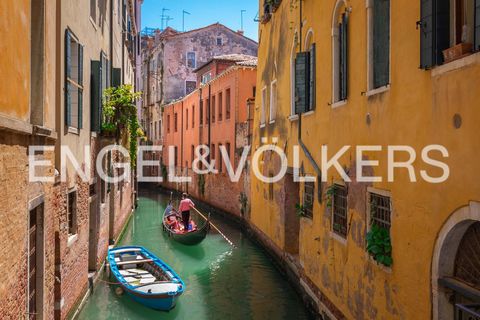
[90,0,96,22]
[261,87,267,126]
[191,145,195,166]
[225,88,231,119]
[269,80,277,123]
[167,114,171,133]
[65,29,84,129]
[186,80,196,95]
[217,37,223,45]
[200,100,203,125]
[218,92,223,121]
[212,95,216,123]
[154,121,157,139]
[420,0,480,68]
[174,146,178,166]
[333,2,349,103]
[253,86,256,98]
[174,113,178,132]
[226,142,231,170]
[192,105,195,128]
[67,190,77,235]
[303,182,314,219]
[218,144,223,173]
[186,109,189,130]
[368,0,390,90]
[294,44,316,114]
[206,98,210,123]
[202,72,212,84]
[332,184,348,238]
[186,52,196,68]
[211,144,215,167]
[368,191,392,230]
[268,172,274,200]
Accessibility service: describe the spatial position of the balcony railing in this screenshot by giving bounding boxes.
[456,304,480,320]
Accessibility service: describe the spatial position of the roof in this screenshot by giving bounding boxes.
[193,54,258,73]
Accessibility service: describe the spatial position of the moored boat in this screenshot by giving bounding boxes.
[163,204,210,245]
[107,246,184,311]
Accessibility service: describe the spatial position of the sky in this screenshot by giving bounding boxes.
[141,0,259,41]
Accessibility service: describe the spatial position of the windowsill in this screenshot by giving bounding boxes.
[67,127,79,135]
[303,110,315,117]
[432,51,480,77]
[331,100,347,109]
[269,120,275,125]
[300,216,313,225]
[67,234,78,247]
[89,17,98,30]
[366,253,392,273]
[288,114,299,122]
[260,123,266,128]
[365,85,390,97]
[329,231,347,245]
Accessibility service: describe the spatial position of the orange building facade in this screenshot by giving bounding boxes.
[159,58,256,216]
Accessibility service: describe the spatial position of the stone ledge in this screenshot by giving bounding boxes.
[0,114,32,135]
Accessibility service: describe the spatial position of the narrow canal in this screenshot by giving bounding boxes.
[77,190,312,320]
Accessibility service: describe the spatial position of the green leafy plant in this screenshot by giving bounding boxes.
[325,184,336,208]
[102,84,142,167]
[295,203,307,217]
[239,192,248,215]
[366,224,393,267]
[197,174,206,196]
[161,163,168,182]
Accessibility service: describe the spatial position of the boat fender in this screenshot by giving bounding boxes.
[148,289,152,293]
[115,287,124,296]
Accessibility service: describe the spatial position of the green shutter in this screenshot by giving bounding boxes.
[78,45,83,129]
[106,59,111,88]
[295,52,309,114]
[420,0,434,69]
[113,68,121,87]
[65,30,72,126]
[435,0,450,65]
[373,0,390,88]
[475,0,480,51]
[91,61,102,132]
[78,45,84,85]
[309,44,316,111]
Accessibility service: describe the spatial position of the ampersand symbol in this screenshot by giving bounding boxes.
[192,145,218,174]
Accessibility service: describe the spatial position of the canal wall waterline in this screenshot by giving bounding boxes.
[69,208,135,320]
[156,185,330,319]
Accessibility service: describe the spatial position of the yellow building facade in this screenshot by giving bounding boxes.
[252,0,480,319]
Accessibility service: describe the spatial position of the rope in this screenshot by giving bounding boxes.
[192,207,235,247]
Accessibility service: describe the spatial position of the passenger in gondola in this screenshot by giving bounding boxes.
[178,193,195,232]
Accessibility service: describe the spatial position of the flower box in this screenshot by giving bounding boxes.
[443,42,473,64]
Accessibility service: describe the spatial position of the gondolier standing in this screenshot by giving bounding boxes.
[178,193,195,231]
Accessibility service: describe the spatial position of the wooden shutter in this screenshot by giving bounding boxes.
[373,0,390,88]
[91,61,102,132]
[475,0,480,51]
[65,30,72,127]
[435,0,450,65]
[420,0,434,69]
[295,52,309,114]
[113,68,122,87]
[78,45,83,129]
[308,44,316,111]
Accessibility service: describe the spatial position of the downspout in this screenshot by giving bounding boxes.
[297,0,322,192]
[181,100,185,192]
[207,84,212,163]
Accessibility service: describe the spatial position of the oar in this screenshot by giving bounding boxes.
[192,207,235,247]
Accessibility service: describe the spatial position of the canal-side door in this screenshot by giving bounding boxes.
[28,202,44,320]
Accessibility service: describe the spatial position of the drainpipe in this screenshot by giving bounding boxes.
[181,100,184,192]
[207,84,212,163]
[297,0,323,194]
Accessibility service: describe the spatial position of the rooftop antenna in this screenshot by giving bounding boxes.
[160,8,170,30]
[241,10,247,31]
[165,16,174,28]
[183,10,191,32]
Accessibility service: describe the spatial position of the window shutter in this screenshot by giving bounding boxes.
[435,0,450,65]
[309,44,316,111]
[78,45,83,129]
[373,0,390,88]
[65,30,72,126]
[475,0,480,51]
[420,0,434,69]
[295,52,309,114]
[91,61,102,132]
[106,59,111,88]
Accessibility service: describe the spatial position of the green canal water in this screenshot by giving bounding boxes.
[77,191,312,320]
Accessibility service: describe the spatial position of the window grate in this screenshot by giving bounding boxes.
[332,185,348,237]
[370,192,391,230]
[303,182,314,219]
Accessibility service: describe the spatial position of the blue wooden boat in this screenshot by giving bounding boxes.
[107,246,185,311]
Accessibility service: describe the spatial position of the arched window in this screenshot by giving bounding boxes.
[332,0,349,104]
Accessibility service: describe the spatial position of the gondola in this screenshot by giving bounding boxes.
[162,203,210,245]
[107,246,185,311]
